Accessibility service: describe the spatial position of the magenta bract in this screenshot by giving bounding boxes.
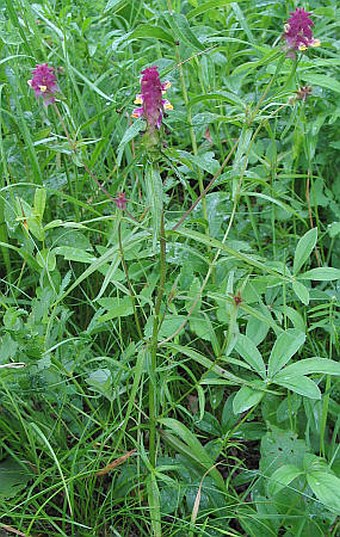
[28,63,59,106]
[283,8,320,52]
[132,66,172,131]
[114,192,127,210]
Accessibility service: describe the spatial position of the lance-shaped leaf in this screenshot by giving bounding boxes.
[293,228,317,274]
[268,329,306,378]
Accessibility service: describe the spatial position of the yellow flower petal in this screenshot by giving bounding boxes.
[311,39,321,47]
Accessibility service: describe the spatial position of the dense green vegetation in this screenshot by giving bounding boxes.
[0,1,339,535]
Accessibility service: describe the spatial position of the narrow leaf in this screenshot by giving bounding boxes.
[268,329,305,378]
[54,246,96,264]
[292,280,310,305]
[275,358,340,378]
[293,228,317,274]
[234,334,266,379]
[33,188,47,221]
[167,343,245,385]
[166,12,205,50]
[274,375,321,399]
[298,267,340,281]
[158,418,224,490]
[147,473,162,537]
[301,73,340,94]
[188,0,234,19]
[233,385,264,414]
[130,24,175,44]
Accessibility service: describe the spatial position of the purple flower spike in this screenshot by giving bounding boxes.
[28,63,59,106]
[114,192,127,210]
[131,66,173,131]
[283,8,320,52]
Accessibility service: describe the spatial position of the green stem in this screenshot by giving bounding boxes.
[149,213,167,467]
[117,220,143,341]
[320,300,334,456]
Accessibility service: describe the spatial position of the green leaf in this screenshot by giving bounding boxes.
[104,0,127,13]
[188,0,234,19]
[268,464,303,497]
[146,473,162,537]
[233,385,264,414]
[268,329,306,378]
[293,228,318,274]
[234,334,266,379]
[144,314,187,340]
[260,427,308,474]
[85,368,112,399]
[27,216,45,241]
[301,73,340,95]
[146,164,163,249]
[33,188,46,221]
[0,458,31,499]
[188,90,245,110]
[275,358,340,378]
[54,246,96,263]
[303,453,329,473]
[307,472,340,514]
[327,222,340,238]
[173,228,286,277]
[231,2,255,43]
[98,296,134,321]
[117,118,144,166]
[298,267,340,281]
[167,344,245,385]
[192,151,220,175]
[166,12,205,50]
[292,280,310,305]
[274,375,321,399]
[190,315,214,343]
[130,24,175,44]
[246,316,269,346]
[159,418,225,490]
[36,248,56,271]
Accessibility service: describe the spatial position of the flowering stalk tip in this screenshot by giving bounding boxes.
[131,66,173,132]
[114,192,127,210]
[283,8,320,53]
[28,63,59,106]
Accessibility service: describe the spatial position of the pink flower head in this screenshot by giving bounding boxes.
[283,8,320,52]
[28,63,59,106]
[131,66,173,131]
[114,192,127,210]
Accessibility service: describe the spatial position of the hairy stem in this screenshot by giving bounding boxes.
[118,221,143,341]
[149,212,167,467]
